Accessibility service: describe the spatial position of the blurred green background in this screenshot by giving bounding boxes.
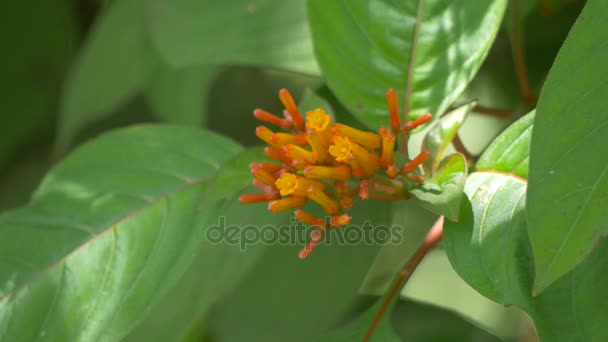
[0,0,584,340]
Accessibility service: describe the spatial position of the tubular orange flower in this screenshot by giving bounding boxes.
[333,124,381,150]
[307,186,340,215]
[255,125,276,148]
[282,144,315,164]
[294,209,325,228]
[254,108,293,130]
[268,195,307,213]
[270,132,308,147]
[402,150,431,174]
[251,167,276,186]
[242,87,437,259]
[386,88,401,134]
[378,127,396,167]
[239,193,279,203]
[304,165,352,181]
[279,88,305,130]
[404,113,433,132]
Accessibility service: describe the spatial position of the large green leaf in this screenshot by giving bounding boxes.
[147,0,319,74]
[307,0,507,129]
[58,0,149,151]
[0,125,242,341]
[410,153,467,221]
[527,0,608,293]
[126,148,291,341]
[476,111,534,179]
[444,171,608,341]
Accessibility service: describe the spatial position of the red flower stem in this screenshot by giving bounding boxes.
[364,216,444,342]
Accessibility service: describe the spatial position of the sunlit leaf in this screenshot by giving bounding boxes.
[527,0,608,293]
[0,125,242,340]
[308,0,507,129]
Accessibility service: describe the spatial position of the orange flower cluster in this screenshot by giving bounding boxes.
[240,88,432,258]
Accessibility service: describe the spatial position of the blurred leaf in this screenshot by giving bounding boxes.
[58,0,149,151]
[297,88,336,120]
[207,199,398,342]
[0,125,242,340]
[147,0,319,74]
[410,153,467,221]
[422,100,476,174]
[317,298,399,342]
[475,111,534,178]
[444,170,608,341]
[391,298,503,342]
[527,0,608,293]
[145,64,218,126]
[126,147,290,341]
[402,249,524,340]
[0,0,76,164]
[307,0,507,129]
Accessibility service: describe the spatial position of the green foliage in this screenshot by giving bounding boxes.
[1,0,604,340]
[308,0,507,129]
[528,0,608,293]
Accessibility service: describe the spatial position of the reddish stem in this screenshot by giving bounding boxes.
[511,0,537,107]
[364,216,444,342]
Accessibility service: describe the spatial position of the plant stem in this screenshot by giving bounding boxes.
[511,0,537,107]
[364,216,444,341]
[473,105,513,119]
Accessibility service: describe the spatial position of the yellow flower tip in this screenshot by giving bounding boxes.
[386,165,399,179]
[307,186,340,215]
[264,147,293,166]
[255,125,275,147]
[349,142,381,178]
[268,195,307,213]
[340,195,354,209]
[282,144,315,164]
[270,132,308,147]
[305,130,331,164]
[328,136,353,162]
[330,213,351,227]
[306,108,331,131]
[378,126,396,167]
[279,89,305,130]
[252,167,276,186]
[333,123,381,150]
[348,153,366,178]
[275,173,298,196]
[386,88,401,134]
[304,165,352,181]
[294,209,325,229]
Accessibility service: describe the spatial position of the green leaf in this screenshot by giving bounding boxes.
[0,0,76,164]
[207,200,396,342]
[58,0,149,151]
[402,249,524,340]
[410,153,467,221]
[527,0,608,293]
[147,0,319,74]
[444,170,608,341]
[443,172,531,306]
[145,64,218,126]
[126,147,290,341]
[307,0,507,129]
[0,125,242,341]
[317,298,400,342]
[422,100,476,174]
[476,111,535,179]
